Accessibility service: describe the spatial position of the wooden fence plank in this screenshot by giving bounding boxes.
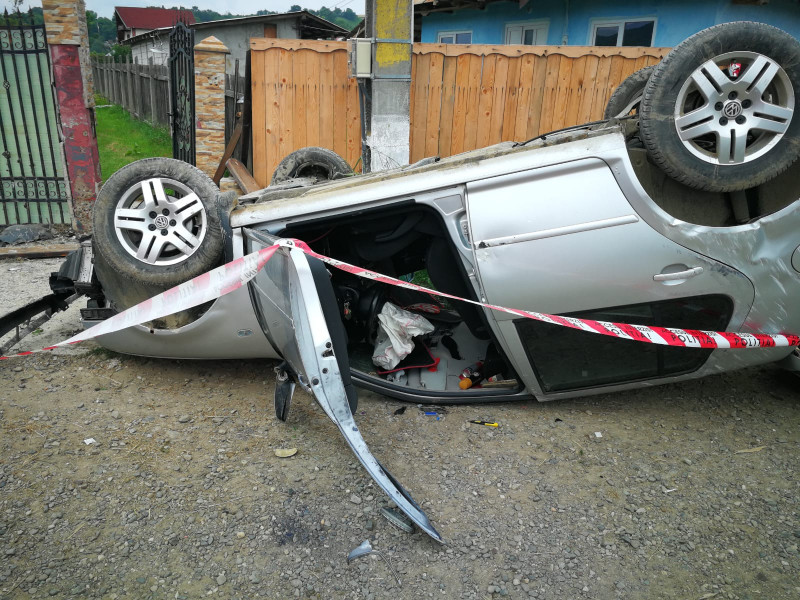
[424,52,444,158]
[536,54,562,136]
[332,52,347,161]
[475,54,496,150]
[563,55,586,130]
[437,55,457,158]
[513,54,535,140]
[250,48,267,186]
[450,54,471,155]
[523,55,548,139]
[410,52,429,163]
[263,48,281,184]
[577,55,600,124]
[277,48,294,166]
[462,54,483,152]
[488,55,509,146]
[589,56,613,119]
[318,52,334,152]
[292,50,307,162]
[304,49,320,148]
[148,58,157,124]
[500,55,521,141]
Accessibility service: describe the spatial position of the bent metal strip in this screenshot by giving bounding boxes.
[1,239,797,361]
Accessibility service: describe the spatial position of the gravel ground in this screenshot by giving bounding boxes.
[1,255,799,600]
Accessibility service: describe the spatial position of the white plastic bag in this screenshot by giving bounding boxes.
[372,302,435,370]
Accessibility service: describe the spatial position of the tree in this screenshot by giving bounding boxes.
[110,43,132,63]
[86,10,116,54]
[290,5,302,11]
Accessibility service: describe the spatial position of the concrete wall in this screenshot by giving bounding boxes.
[420,0,800,46]
[130,35,169,66]
[193,19,300,71]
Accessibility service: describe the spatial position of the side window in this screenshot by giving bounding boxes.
[591,19,656,47]
[438,31,472,44]
[516,295,732,393]
[505,21,549,45]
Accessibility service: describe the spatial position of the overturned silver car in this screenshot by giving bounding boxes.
[53,22,800,541]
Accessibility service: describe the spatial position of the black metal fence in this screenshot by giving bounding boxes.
[169,21,195,165]
[0,9,69,226]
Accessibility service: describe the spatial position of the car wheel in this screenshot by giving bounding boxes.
[92,158,224,299]
[604,66,655,119]
[270,146,353,185]
[639,22,800,193]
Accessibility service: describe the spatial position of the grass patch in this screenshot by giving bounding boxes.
[94,94,171,183]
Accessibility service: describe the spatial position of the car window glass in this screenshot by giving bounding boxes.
[516,295,732,393]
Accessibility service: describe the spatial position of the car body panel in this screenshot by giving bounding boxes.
[88,285,278,360]
[465,157,759,398]
[244,231,443,542]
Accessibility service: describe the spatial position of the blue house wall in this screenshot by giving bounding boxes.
[420,0,800,46]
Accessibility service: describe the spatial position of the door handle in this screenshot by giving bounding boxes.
[653,266,704,281]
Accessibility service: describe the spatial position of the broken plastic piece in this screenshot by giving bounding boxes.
[346,540,402,585]
[380,507,415,533]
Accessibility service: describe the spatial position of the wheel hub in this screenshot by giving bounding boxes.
[722,100,743,119]
[154,214,170,229]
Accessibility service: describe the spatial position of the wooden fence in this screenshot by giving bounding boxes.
[250,39,360,188]
[250,40,669,188]
[92,57,170,127]
[410,44,667,161]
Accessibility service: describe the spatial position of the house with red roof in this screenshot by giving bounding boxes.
[113,6,195,43]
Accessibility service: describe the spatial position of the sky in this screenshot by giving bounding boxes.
[3,1,365,20]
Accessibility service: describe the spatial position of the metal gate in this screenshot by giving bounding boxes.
[169,20,195,165]
[0,9,69,226]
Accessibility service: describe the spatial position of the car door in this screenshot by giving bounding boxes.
[466,158,755,398]
[243,228,443,542]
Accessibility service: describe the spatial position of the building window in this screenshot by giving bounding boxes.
[505,21,549,45]
[438,31,472,44]
[590,19,656,47]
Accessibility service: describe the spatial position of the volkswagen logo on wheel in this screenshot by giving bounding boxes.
[723,100,743,118]
[154,215,170,229]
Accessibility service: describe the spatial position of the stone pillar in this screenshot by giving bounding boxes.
[194,36,229,178]
[41,0,102,233]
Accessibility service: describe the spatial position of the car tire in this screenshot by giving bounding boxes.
[639,21,800,193]
[270,146,353,185]
[604,66,655,119]
[92,158,224,312]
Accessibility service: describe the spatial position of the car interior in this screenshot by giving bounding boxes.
[277,204,521,398]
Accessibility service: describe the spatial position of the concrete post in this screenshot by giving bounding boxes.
[363,0,413,172]
[194,36,229,178]
[41,0,102,232]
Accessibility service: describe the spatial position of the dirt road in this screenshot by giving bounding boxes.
[1,256,798,600]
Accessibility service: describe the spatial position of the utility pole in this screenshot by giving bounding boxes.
[361,0,412,172]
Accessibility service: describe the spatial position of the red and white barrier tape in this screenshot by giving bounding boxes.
[287,240,800,351]
[0,245,278,360]
[1,238,797,361]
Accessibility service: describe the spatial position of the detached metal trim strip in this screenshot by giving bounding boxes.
[476,214,639,248]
